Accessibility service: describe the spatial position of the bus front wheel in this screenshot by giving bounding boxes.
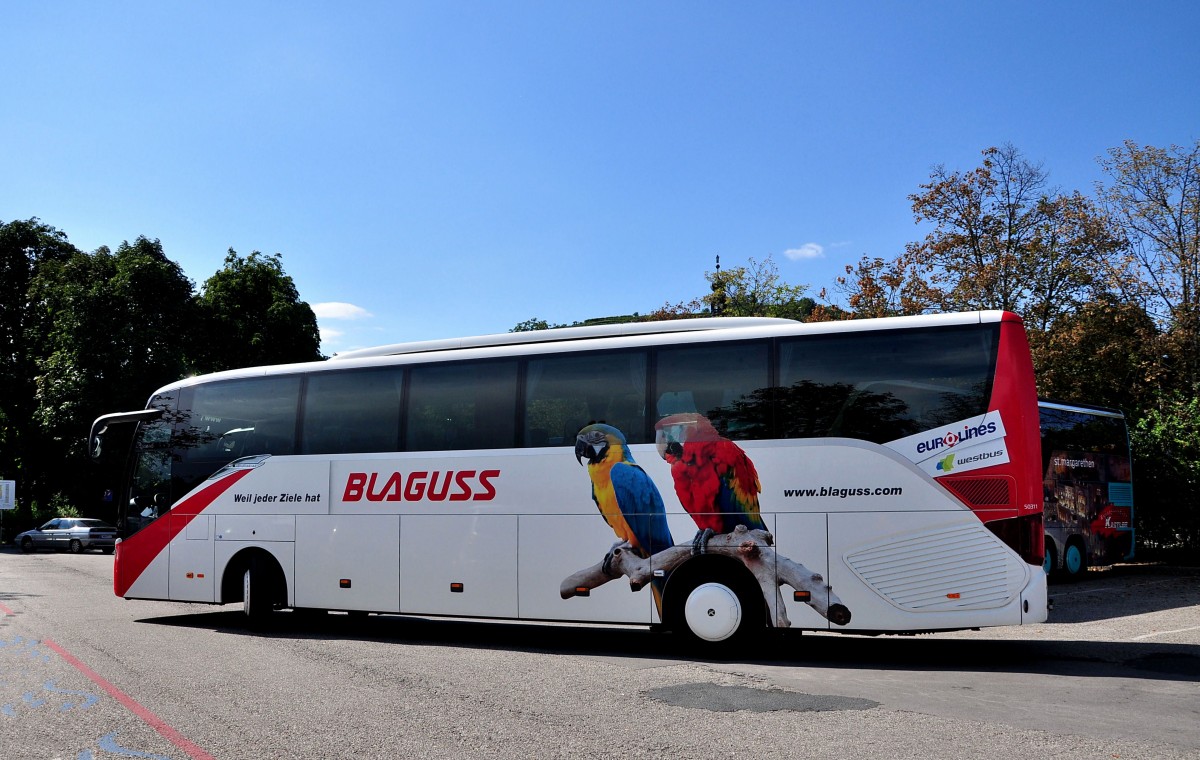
[243,556,278,624]
[1042,539,1057,576]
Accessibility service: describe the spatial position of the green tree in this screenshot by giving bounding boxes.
[1028,295,1162,412]
[0,219,80,531]
[194,250,322,372]
[22,237,196,524]
[648,255,813,321]
[32,238,196,454]
[704,255,810,318]
[510,318,557,332]
[1097,139,1200,391]
[1130,395,1200,560]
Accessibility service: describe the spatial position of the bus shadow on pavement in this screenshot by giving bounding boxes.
[136,607,1200,684]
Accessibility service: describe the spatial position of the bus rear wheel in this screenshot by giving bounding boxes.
[666,561,764,653]
[1062,541,1087,580]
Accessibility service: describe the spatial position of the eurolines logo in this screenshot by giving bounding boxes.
[915,420,999,455]
[936,453,955,473]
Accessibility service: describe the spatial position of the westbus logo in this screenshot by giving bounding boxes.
[915,421,998,455]
[342,469,500,503]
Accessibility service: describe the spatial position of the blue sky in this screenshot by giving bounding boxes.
[3,2,1197,354]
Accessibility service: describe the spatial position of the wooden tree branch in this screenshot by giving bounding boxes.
[559,525,851,627]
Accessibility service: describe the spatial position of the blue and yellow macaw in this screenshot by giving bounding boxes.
[574,423,674,560]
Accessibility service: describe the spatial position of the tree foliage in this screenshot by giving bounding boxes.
[827,141,1199,558]
[1130,395,1200,557]
[1097,139,1200,390]
[0,222,322,539]
[193,249,322,373]
[645,255,819,321]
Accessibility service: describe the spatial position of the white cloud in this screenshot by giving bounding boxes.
[313,302,372,320]
[319,326,345,340]
[783,243,825,261]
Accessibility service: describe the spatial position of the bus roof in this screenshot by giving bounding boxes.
[146,310,1016,400]
[328,317,798,360]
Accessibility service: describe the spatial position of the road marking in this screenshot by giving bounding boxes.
[1130,625,1200,641]
[0,602,14,615]
[43,639,215,760]
[1053,578,1180,597]
[1052,586,1120,596]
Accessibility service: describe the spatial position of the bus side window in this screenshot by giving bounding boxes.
[406,360,518,451]
[654,341,770,439]
[302,368,404,454]
[524,351,648,446]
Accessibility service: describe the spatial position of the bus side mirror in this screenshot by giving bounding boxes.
[89,409,165,461]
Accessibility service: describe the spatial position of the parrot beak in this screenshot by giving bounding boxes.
[575,429,608,465]
[655,425,684,460]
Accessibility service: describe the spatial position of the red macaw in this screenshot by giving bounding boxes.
[655,413,764,553]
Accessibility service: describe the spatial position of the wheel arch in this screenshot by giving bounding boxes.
[661,554,767,633]
[220,546,289,607]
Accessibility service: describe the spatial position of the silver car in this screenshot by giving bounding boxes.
[16,518,117,554]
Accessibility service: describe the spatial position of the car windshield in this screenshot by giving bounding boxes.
[76,519,112,528]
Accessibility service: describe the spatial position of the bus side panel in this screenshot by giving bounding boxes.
[295,515,400,612]
[773,513,831,630]
[168,514,214,602]
[518,515,652,624]
[122,547,170,600]
[399,514,518,618]
[828,511,1029,631]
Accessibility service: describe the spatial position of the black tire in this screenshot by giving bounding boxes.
[1062,540,1087,581]
[1042,539,1057,578]
[20,537,34,554]
[243,556,278,626]
[666,563,764,653]
[69,539,83,554]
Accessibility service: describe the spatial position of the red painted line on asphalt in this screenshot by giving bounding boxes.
[43,639,216,760]
[0,602,14,615]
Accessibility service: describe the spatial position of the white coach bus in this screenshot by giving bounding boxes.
[90,312,1048,647]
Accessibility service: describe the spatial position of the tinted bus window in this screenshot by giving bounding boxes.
[172,376,301,497]
[302,368,404,454]
[525,351,648,446]
[655,341,771,439]
[406,361,518,451]
[777,325,997,443]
